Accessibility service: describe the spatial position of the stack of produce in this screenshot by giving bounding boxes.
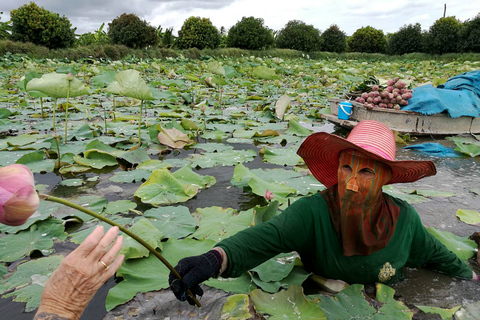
[354,77,413,110]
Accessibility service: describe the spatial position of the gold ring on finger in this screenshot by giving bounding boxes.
[100,260,109,271]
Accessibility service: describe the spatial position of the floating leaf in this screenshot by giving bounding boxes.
[417,305,461,320]
[275,94,290,120]
[157,126,194,149]
[251,285,325,319]
[26,72,89,98]
[143,206,196,239]
[220,294,252,320]
[252,66,278,80]
[106,69,154,100]
[120,218,164,259]
[192,207,253,241]
[134,168,198,205]
[456,209,480,226]
[427,227,476,260]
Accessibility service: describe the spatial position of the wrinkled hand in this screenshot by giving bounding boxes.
[169,249,222,305]
[34,226,124,320]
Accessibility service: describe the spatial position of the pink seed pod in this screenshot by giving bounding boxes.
[387,103,393,108]
[373,97,381,104]
[387,79,394,86]
[394,77,400,82]
[400,100,408,105]
[372,85,379,91]
[396,96,402,102]
[379,103,387,108]
[359,98,365,103]
[388,93,394,100]
[367,97,373,103]
[386,86,394,93]
[401,93,409,100]
[355,97,361,102]
[400,89,406,94]
[368,92,376,98]
[361,92,369,99]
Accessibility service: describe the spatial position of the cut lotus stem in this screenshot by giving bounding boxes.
[40,194,201,308]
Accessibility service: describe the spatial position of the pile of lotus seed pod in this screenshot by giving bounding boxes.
[355,77,413,110]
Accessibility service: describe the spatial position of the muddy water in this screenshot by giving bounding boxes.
[1,126,479,319]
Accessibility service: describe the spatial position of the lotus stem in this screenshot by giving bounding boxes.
[40,194,201,308]
[52,98,57,134]
[40,97,45,118]
[65,80,70,144]
[138,100,143,147]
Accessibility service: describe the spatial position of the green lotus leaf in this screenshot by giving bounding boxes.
[253,201,280,225]
[172,165,216,188]
[201,129,230,141]
[143,205,196,239]
[275,94,290,120]
[0,201,61,234]
[194,142,234,153]
[106,238,215,311]
[262,146,301,166]
[0,255,63,312]
[251,253,301,282]
[91,70,116,88]
[285,175,325,195]
[375,283,412,319]
[251,285,325,319]
[0,219,66,262]
[137,159,173,171]
[106,69,154,100]
[134,168,198,205]
[58,164,91,174]
[207,61,226,76]
[286,119,314,136]
[120,218,164,259]
[452,141,480,157]
[456,209,480,225]
[190,149,257,168]
[206,272,257,294]
[251,265,310,293]
[220,294,252,320]
[109,169,151,183]
[6,134,38,147]
[191,206,253,241]
[417,305,461,320]
[382,185,431,204]
[68,219,132,244]
[426,227,476,260]
[16,151,55,173]
[59,178,85,187]
[252,66,278,80]
[104,200,137,215]
[400,188,454,197]
[26,72,89,98]
[73,151,118,169]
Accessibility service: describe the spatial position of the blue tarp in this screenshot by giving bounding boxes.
[403,143,460,158]
[401,70,480,118]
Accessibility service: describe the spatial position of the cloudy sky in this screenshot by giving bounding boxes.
[0,0,479,37]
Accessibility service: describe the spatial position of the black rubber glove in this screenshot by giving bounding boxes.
[169,249,222,305]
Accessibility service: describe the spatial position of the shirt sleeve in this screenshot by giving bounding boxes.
[406,206,473,280]
[216,196,315,278]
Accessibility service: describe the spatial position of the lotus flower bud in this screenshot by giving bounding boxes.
[394,77,400,82]
[0,164,39,226]
[66,72,74,81]
[264,190,274,201]
[201,106,206,112]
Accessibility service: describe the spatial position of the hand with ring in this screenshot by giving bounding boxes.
[34,225,124,320]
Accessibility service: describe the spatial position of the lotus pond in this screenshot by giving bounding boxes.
[0,55,479,319]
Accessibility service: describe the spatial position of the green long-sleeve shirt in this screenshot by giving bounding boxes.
[217,193,472,284]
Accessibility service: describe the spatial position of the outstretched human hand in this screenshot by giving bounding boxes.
[34,225,124,320]
[169,249,222,305]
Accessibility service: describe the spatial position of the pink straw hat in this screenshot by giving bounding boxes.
[297,120,436,188]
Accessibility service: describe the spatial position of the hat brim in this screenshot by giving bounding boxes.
[297,132,436,188]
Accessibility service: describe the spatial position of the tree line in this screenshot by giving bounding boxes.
[1,2,479,55]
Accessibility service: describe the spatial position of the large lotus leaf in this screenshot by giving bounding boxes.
[455,302,480,320]
[120,218,164,259]
[0,255,63,312]
[262,147,301,166]
[252,66,278,80]
[73,151,118,169]
[207,61,226,76]
[91,70,116,88]
[312,284,376,319]
[143,206,196,239]
[0,201,62,234]
[426,227,476,260]
[253,201,280,225]
[109,169,151,183]
[231,164,302,188]
[382,185,430,204]
[251,265,310,293]
[84,139,123,157]
[137,159,173,171]
[26,72,89,98]
[251,253,299,282]
[190,149,257,168]
[58,164,91,174]
[201,129,230,140]
[151,88,179,102]
[452,141,480,157]
[399,188,454,197]
[205,272,257,294]
[134,168,198,205]
[285,119,314,136]
[232,128,255,139]
[71,123,95,140]
[106,238,215,311]
[285,175,325,195]
[104,200,137,215]
[191,206,253,241]
[172,165,216,188]
[194,142,234,153]
[16,151,56,173]
[0,219,66,262]
[253,129,280,137]
[117,148,151,165]
[375,283,412,319]
[456,209,480,226]
[64,195,107,221]
[0,264,7,278]
[158,126,194,149]
[220,294,252,320]
[251,285,325,319]
[275,94,290,120]
[6,134,38,147]
[107,69,154,100]
[68,219,132,244]
[417,305,461,320]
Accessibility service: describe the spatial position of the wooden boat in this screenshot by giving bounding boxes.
[322,98,480,135]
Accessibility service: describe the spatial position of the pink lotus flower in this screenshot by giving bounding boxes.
[264,190,274,201]
[0,164,39,226]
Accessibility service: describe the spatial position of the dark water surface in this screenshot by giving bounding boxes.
[1,124,479,319]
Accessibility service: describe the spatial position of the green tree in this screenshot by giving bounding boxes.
[77,23,109,46]
[459,14,480,53]
[227,16,274,50]
[347,26,387,53]
[176,16,220,49]
[0,12,11,40]
[321,24,347,53]
[275,20,322,52]
[10,2,76,49]
[108,13,158,49]
[388,23,424,55]
[424,17,462,54]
